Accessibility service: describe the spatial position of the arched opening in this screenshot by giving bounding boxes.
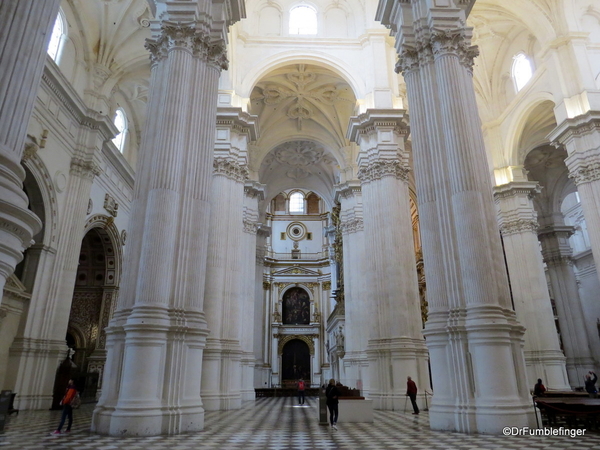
[281,339,311,383]
[282,287,310,324]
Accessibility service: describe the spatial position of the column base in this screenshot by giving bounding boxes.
[92,305,209,436]
[201,340,242,411]
[7,337,66,410]
[366,337,429,411]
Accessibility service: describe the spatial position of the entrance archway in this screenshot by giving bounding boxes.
[281,339,311,383]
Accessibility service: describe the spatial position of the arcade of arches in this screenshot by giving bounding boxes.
[1,0,600,438]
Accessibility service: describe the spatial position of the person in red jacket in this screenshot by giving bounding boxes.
[297,378,306,405]
[406,376,419,415]
[52,379,77,434]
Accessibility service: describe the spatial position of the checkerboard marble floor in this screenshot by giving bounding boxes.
[1,397,599,449]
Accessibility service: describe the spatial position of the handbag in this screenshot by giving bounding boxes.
[70,393,81,409]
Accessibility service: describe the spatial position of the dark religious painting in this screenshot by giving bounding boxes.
[282,287,310,324]
[282,339,310,382]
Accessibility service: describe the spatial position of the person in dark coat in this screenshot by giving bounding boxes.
[585,371,598,398]
[325,378,340,430]
[406,376,419,415]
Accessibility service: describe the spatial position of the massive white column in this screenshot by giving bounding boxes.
[334,182,369,393]
[202,108,258,410]
[494,181,569,390]
[377,0,534,432]
[537,224,597,382]
[348,110,429,410]
[241,181,264,400]
[0,1,59,294]
[92,1,242,435]
[550,112,600,287]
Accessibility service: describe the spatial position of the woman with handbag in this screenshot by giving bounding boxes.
[52,379,78,435]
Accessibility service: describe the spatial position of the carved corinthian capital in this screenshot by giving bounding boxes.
[569,159,600,185]
[145,23,229,70]
[357,160,410,184]
[213,158,249,182]
[70,157,102,180]
[430,28,479,71]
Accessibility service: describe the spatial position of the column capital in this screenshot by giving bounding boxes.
[244,181,265,200]
[357,160,410,184]
[493,181,541,200]
[213,158,248,183]
[333,181,361,202]
[549,111,600,185]
[70,157,102,180]
[347,109,409,144]
[144,23,229,70]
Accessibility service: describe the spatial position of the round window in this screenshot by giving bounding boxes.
[286,222,307,241]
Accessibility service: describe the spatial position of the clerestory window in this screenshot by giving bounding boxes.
[47,9,67,63]
[512,53,533,92]
[289,5,317,35]
[112,108,128,153]
[289,192,305,214]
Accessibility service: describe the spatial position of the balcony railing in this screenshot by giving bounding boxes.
[266,251,329,260]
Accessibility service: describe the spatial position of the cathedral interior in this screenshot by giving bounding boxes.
[1,0,600,442]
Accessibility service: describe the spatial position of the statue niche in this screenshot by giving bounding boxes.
[282,287,310,325]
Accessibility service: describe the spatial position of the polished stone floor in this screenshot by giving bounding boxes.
[1,396,599,449]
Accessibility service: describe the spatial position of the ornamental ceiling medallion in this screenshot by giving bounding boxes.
[256,64,349,131]
[263,140,336,180]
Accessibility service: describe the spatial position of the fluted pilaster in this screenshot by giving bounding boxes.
[334,182,369,392]
[348,110,429,410]
[537,224,597,383]
[377,0,534,432]
[550,112,600,288]
[0,1,60,294]
[494,182,569,390]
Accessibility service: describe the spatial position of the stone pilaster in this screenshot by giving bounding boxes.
[92,2,242,434]
[494,182,569,390]
[8,154,101,410]
[334,182,369,393]
[377,0,534,432]
[537,224,597,383]
[241,181,264,401]
[202,108,257,410]
[0,1,60,295]
[549,112,600,287]
[348,110,429,410]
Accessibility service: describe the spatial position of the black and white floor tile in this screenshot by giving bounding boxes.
[1,397,599,449]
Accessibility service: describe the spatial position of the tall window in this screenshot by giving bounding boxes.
[289,5,317,35]
[512,53,533,92]
[47,9,66,62]
[289,192,304,213]
[112,109,128,153]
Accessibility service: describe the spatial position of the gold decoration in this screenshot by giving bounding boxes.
[263,281,271,290]
[322,281,331,290]
[277,334,318,355]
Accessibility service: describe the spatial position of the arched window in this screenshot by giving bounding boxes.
[512,53,533,92]
[112,109,128,153]
[47,9,67,62]
[289,5,317,35]
[289,192,304,214]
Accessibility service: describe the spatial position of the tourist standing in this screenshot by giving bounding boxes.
[326,378,340,430]
[406,376,419,415]
[52,379,78,434]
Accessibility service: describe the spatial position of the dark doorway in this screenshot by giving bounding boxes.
[282,339,310,383]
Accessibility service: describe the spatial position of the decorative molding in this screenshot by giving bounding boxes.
[569,160,600,185]
[499,218,539,236]
[243,219,258,235]
[70,157,102,180]
[340,217,364,234]
[322,281,331,290]
[213,158,248,182]
[276,334,318,355]
[103,193,119,217]
[357,160,409,183]
[263,281,271,290]
[144,23,229,70]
